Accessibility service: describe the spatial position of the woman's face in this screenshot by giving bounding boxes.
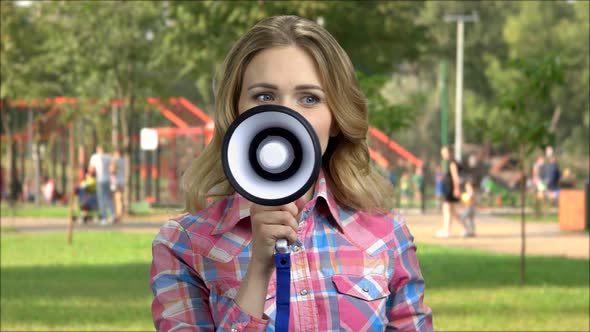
[237,46,336,155]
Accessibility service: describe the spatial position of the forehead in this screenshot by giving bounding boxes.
[242,46,322,86]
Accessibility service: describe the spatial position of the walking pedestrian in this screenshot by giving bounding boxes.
[89,145,115,225]
[459,178,476,237]
[436,146,461,238]
[110,148,125,223]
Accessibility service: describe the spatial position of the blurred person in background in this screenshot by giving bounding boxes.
[437,146,461,238]
[459,177,477,237]
[89,145,115,225]
[41,176,56,205]
[434,164,445,209]
[400,170,412,205]
[412,166,424,204]
[559,168,576,189]
[543,155,561,203]
[532,154,546,200]
[110,148,126,223]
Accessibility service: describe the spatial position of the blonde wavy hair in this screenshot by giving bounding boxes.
[182,15,393,213]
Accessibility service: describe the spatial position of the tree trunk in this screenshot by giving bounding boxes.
[111,104,119,151]
[120,101,130,213]
[67,123,76,245]
[549,105,562,133]
[519,150,527,284]
[34,136,41,206]
[122,60,134,213]
[61,132,67,195]
[2,105,18,204]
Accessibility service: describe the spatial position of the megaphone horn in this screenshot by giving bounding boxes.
[221,105,321,207]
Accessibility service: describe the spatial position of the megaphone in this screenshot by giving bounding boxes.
[221,105,321,208]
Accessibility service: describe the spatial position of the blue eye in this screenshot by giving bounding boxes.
[302,95,320,105]
[254,94,273,103]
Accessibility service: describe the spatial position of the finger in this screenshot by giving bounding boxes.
[269,225,298,245]
[278,202,298,218]
[264,210,299,232]
[251,210,298,232]
[253,202,298,218]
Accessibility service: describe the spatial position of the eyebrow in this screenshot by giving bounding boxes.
[247,83,324,92]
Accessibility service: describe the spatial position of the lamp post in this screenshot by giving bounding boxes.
[444,11,478,163]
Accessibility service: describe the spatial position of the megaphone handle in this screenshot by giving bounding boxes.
[276,239,289,254]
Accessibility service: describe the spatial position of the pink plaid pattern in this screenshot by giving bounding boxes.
[150,169,433,331]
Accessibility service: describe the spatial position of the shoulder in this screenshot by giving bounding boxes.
[158,197,231,238]
[153,197,233,253]
[351,209,416,255]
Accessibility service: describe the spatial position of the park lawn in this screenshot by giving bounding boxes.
[1,232,589,331]
[0,202,172,218]
[0,202,72,218]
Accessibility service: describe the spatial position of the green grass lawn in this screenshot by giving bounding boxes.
[0,202,72,218]
[1,231,588,331]
[0,202,172,218]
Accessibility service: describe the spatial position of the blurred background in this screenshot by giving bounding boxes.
[1,1,588,331]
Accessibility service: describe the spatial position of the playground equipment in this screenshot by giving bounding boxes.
[1,97,423,207]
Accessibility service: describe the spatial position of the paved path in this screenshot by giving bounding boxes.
[2,211,588,259]
[401,212,588,259]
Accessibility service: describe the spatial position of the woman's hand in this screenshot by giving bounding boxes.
[249,202,301,273]
[234,199,305,318]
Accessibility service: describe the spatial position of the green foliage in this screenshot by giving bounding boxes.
[490,55,564,159]
[358,71,417,134]
[1,0,588,170]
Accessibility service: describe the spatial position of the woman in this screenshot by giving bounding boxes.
[150,15,432,331]
[437,146,461,238]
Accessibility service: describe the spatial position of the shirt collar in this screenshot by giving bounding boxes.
[211,168,343,235]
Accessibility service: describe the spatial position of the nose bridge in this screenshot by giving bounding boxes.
[276,94,298,112]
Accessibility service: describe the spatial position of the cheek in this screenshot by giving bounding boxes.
[306,112,333,155]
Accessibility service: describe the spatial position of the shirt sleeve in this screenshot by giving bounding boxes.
[150,219,270,332]
[386,217,434,332]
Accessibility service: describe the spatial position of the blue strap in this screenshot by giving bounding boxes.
[275,252,291,332]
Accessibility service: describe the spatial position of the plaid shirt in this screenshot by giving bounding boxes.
[151,170,433,331]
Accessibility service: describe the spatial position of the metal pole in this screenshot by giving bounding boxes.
[440,61,449,173]
[454,20,464,163]
[444,11,478,164]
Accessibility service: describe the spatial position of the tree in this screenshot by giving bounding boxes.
[502,0,589,162]
[487,55,564,283]
[156,1,431,109]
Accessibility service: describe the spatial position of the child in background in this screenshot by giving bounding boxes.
[400,171,411,205]
[412,167,424,204]
[460,178,477,237]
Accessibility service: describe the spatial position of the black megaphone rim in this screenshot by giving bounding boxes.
[221,104,322,206]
